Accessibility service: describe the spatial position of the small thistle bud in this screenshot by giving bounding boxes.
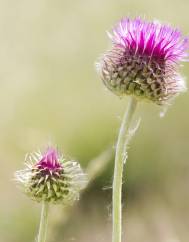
[15,147,87,204]
[97,17,189,105]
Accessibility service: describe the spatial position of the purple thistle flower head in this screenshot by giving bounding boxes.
[15,147,87,204]
[97,17,189,104]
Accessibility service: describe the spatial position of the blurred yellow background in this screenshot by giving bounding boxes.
[0,0,189,241]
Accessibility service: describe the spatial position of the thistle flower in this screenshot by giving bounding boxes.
[15,147,87,204]
[97,17,189,104]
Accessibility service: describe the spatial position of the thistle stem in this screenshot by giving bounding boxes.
[37,202,49,242]
[112,97,138,242]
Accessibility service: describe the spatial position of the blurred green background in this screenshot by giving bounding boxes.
[0,0,189,241]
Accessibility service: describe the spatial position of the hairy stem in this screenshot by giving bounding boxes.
[112,97,138,242]
[37,202,49,242]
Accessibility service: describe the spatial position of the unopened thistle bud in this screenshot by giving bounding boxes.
[97,17,189,105]
[15,147,87,204]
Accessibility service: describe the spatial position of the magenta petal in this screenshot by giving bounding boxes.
[111,17,189,62]
[37,148,61,170]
